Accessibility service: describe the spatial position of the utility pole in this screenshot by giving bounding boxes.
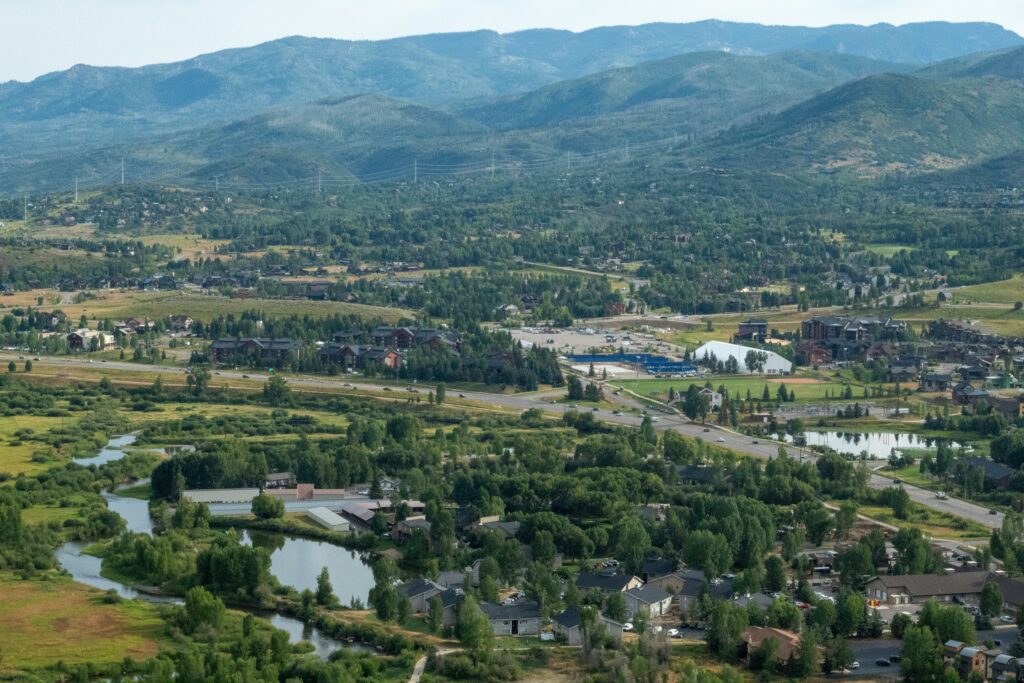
[74,177,79,203]
[214,175,219,192]
[120,156,125,185]
[567,151,572,172]
[491,153,495,179]
[414,159,418,184]
[317,171,322,193]
[23,195,28,222]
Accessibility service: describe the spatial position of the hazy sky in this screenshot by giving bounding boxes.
[4,0,1023,82]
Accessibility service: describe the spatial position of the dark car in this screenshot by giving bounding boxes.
[892,478,902,484]
[889,655,901,663]
[875,659,891,667]
[990,509,999,515]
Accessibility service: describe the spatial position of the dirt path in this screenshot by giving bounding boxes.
[408,655,427,683]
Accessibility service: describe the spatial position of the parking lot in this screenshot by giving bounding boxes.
[508,326,683,359]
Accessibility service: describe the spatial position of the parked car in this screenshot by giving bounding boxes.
[623,623,634,632]
[716,437,726,443]
[667,628,680,638]
[892,478,902,484]
[875,659,891,667]
[851,661,860,670]
[1000,615,1015,623]
[990,509,999,515]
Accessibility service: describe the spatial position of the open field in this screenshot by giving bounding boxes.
[135,233,232,260]
[858,503,991,540]
[0,414,78,476]
[85,291,414,324]
[953,275,1024,306]
[0,575,163,670]
[612,374,852,402]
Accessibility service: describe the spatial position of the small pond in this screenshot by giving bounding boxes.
[779,431,963,460]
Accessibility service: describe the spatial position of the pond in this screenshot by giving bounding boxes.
[779,431,963,460]
[73,434,139,466]
[240,530,374,607]
[56,446,359,658]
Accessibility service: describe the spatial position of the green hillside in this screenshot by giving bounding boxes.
[461,51,909,131]
[700,73,1024,174]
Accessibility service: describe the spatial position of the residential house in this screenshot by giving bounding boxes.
[953,381,989,406]
[469,517,521,541]
[864,570,989,605]
[480,600,542,636]
[954,646,988,681]
[920,373,952,392]
[735,592,777,612]
[624,584,674,619]
[641,557,678,583]
[741,627,803,665]
[645,571,687,595]
[699,387,723,410]
[888,364,918,383]
[392,518,432,545]
[552,607,624,645]
[958,456,1016,490]
[575,571,643,594]
[168,315,194,332]
[67,328,116,351]
[988,393,1024,421]
[371,326,416,349]
[210,338,303,362]
[676,568,735,610]
[397,578,444,613]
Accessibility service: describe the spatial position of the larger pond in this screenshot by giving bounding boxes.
[779,431,963,460]
[57,438,361,659]
[240,530,374,607]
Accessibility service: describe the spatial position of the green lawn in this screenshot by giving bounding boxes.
[955,274,1024,305]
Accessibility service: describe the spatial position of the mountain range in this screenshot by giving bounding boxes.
[2,20,1024,194]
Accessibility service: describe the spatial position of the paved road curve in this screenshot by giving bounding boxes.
[2,353,1002,531]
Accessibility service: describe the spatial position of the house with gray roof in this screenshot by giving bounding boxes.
[624,584,673,618]
[552,607,623,645]
[865,570,989,605]
[480,600,542,636]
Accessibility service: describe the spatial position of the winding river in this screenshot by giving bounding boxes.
[58,438,365,659]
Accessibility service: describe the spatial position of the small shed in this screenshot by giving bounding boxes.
[306,506,350,532]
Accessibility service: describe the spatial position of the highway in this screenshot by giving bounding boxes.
[0,352,1003,533]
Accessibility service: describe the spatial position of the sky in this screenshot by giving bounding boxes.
[4,0,1024,82]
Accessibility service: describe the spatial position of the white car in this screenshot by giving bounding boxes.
[716,437,726,443]
[623,622,634,632]
[652,625,663,634]
[1001,615,1016,623]
[667,628,680,638]
[851,661,860,670]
